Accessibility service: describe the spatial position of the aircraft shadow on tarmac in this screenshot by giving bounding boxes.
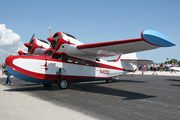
[3,83,58,92]
[3,78,155,100]
[69,80,156,100]
[170,84,180,87]
[116,80,147,83]
[166,79,180,82]
[166,79,180,87]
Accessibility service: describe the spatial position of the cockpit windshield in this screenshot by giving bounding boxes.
[51,53,62,60]
[43,50,53,57]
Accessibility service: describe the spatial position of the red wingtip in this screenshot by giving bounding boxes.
[47,37,55,44]
[24,43,31,48]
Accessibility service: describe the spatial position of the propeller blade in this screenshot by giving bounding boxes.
[29,33,35,43]
[49,26,53,37]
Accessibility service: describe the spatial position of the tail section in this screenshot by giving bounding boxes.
[114,52,137,62]
[120,52,137,59]
[115,52,153,73]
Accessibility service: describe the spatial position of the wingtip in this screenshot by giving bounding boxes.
[141,30,176,47]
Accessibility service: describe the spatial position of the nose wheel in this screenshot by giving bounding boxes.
[58,79,68,89]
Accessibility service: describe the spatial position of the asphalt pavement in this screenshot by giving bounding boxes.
[0,73,98,120]
[0,71,180,120]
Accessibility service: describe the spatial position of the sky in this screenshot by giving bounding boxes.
[0,0,179,63]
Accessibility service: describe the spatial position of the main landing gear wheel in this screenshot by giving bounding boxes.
[106,78,111,83]
[58,79,68,89]
[43,83,52,87]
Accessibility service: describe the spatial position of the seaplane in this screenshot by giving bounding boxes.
[5,28,176,89]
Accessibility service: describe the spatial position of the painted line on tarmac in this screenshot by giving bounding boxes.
[69,87,81,90]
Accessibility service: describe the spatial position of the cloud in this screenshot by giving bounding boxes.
[0,24,26,63]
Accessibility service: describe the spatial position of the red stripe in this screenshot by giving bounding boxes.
[9,59,108,83]
[8,55,134,76]
[77,38,142,49]
[100,64,133,72]
[114,55,121,62]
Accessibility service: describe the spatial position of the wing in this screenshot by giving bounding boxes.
[77,30,175,58]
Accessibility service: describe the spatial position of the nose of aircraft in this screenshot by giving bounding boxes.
[5,56,12,66]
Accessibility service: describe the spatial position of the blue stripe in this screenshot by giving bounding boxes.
[6,66,55,84]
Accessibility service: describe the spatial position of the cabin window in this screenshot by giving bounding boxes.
[62,54,67,61]
[67,57,74,62]
[62,54,74,62]
[43,50,53,57]
[96,64,99,67]
[52,53,62,60]
[75,59,85,65]
[86,61,93,66]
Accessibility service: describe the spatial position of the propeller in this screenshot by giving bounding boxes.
[47,27,63,49]
[29,33,35,44]
[24,33,35,52]
[24,33,35,47]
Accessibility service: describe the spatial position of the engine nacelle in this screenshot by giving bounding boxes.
[24,39,50,55]
[57,44,86,55]
[47,32,83,52]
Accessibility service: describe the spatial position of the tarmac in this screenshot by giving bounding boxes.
[0,70,179,120]
[127,70,180,76]
[0,73,97,120]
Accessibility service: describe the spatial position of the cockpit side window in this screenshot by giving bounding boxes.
[52,53,62,60]
[86,61,93,66]
[43,50,53,57]
[62,54,74,62]
[75,59,85,65]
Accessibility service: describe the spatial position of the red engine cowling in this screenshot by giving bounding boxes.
[24,39,50,55]
[47,32,83,52]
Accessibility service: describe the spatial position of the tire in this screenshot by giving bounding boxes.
[58,79,68,89]
[106,78,111,83]
[43,83,52,87]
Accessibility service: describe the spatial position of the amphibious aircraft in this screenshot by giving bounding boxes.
[5,29,175,89]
